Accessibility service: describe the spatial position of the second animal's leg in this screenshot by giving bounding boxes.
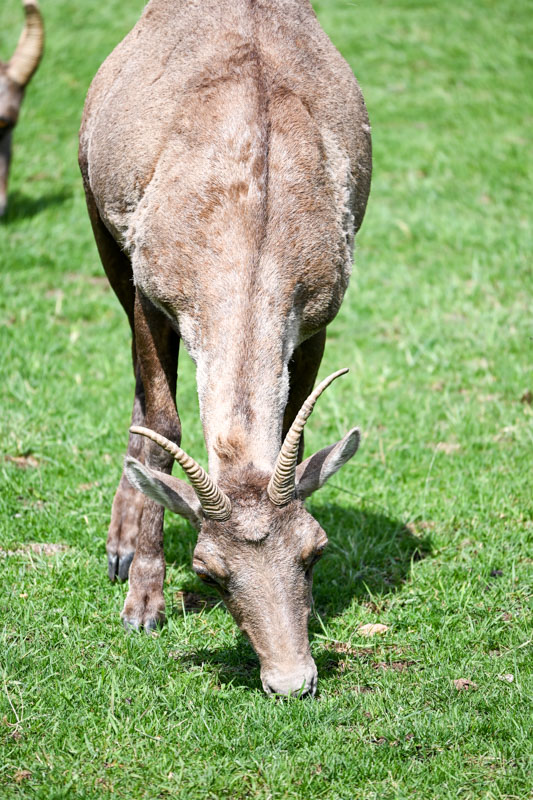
[121,290,181,631]
[283,330,326,461]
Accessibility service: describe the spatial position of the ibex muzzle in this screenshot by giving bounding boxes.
[79,0,371,696]
[0,0,44,217]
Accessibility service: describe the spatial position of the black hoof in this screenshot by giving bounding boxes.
[122,616,160,634]
[107,554,118,582]
[122,617,141,632]
[118,552,135,582]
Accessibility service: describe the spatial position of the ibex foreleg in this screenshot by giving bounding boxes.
[106,369,146,581]
[82,190,149,581]
[121,291,180,631]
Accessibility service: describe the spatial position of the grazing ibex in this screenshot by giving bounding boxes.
[79,0,371,697]
[0,0,44,217]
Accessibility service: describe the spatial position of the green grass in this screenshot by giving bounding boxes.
[1,0,532,797]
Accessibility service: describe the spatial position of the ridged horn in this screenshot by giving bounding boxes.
[267,368,349,506]
[7,1,44,87]
[130,426,231,521]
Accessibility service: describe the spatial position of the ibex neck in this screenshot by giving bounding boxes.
[192,306,299,481]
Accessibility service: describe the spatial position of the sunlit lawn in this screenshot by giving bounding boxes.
[1,0,531,797]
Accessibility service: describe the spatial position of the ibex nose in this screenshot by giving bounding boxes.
[261,661,318,698]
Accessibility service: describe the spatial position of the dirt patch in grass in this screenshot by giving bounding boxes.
[432,441,461,455]
[348,685,375,694]
[0,542,69,558]
[13,770,32,784]
[406,520,435,536]
[3,454,40,468]
[358,623,389,637]
[373,660,416,672]
[77,481,100,492]
[454,678,478,691]
[323,640,374,657]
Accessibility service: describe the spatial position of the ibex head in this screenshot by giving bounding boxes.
[125,370,360,697]
[0,0,44,217]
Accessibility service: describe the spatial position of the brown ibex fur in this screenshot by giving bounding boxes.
[0,0,44,217]
[79,0,371,697]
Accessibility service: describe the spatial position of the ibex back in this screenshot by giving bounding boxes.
[79,0,371,697]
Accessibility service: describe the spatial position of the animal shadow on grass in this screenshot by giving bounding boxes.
[2,188,72,222]
[162,497,431,691]
[311,499,430,679]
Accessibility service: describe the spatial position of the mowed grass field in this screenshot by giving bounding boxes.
[1,0,532,797]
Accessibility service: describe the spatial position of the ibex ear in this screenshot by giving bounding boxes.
[295,427,360,500]
[124,456,203,530]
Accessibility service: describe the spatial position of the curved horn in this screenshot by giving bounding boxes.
[267,368,349,506]
[130,426,231,521]
[7,1,44,87]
